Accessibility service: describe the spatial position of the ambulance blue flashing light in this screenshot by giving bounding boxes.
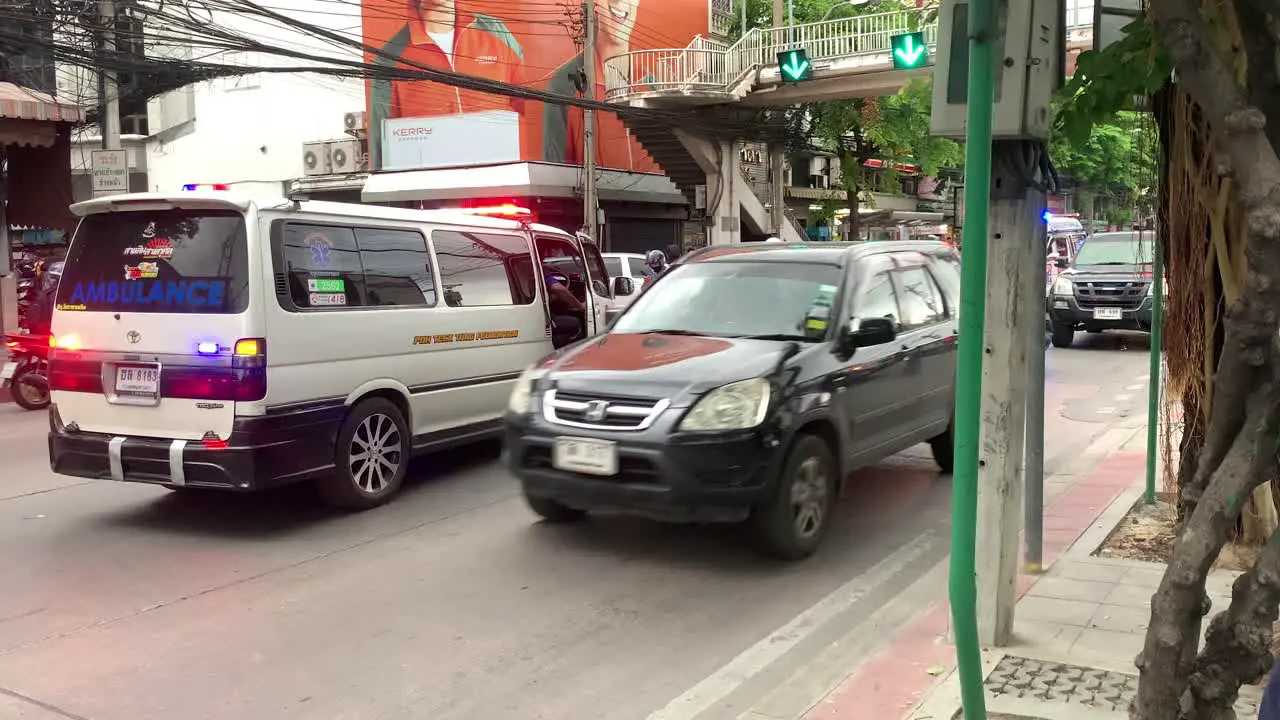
[183,183,231,191]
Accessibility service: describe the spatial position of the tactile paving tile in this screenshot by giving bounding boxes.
[984,655,1261,716]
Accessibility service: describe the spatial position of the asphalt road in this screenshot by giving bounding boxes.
[0,331,1152,720]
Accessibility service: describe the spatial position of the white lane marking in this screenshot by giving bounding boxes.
[646,531,940,720]
[1114,394,1132,402]
[1137,374,1150,381]
[1096,407,1117,415]
[1124,384,1144,391]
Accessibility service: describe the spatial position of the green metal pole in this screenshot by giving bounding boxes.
[950,0,995,716]
[1144,237,1163,504]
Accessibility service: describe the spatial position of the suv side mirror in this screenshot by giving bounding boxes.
[1054,257,1070,269]
[612,276,635,296]
[846,316,897,349]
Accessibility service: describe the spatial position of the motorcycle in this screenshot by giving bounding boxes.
[2,334,51,411]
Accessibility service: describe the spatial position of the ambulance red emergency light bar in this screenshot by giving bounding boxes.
[452,202,535,220]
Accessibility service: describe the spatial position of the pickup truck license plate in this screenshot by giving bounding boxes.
[552,437,619,476]
[115,365,161,396]
[1093,308,1123,320]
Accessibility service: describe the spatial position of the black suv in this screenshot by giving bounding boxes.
[503,241,961,560]
[1048,231,1157,348]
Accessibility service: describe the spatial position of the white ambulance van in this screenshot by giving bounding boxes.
[46,188,628,509]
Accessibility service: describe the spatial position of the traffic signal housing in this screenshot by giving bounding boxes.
[890,31,929,69]
[777,49,813,82]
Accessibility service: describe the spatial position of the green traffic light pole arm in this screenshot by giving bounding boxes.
[950,0,995,717]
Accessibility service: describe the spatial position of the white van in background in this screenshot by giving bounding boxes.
[47,189,629,509]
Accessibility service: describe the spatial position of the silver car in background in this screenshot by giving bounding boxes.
[601,253,656,315]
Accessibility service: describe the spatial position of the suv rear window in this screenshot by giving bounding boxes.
[57,210,250,314]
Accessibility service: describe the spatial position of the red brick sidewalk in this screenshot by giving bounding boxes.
[803,450,1146,720]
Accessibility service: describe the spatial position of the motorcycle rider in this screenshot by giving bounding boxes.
[645,249,669,277]
[23,262,58,337]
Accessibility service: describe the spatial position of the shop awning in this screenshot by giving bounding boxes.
[361,162,685,205]
[0,82,83,124]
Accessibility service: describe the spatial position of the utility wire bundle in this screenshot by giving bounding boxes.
[0,0,793,142]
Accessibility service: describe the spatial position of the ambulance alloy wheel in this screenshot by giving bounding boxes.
[320,398,409,510]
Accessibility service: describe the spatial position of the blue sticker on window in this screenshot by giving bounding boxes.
[307,233,333,268]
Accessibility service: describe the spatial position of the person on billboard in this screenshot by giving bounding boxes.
[541,0,651,170]
[367,0,526,168]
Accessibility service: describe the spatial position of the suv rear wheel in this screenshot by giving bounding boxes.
[750,434,836,561]
[319,398,409,510]
[930,422,955,473]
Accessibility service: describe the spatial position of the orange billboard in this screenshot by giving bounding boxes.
[361,0,710,173]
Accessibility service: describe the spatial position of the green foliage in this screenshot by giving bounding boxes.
[1054,16,1170,146]
[1051,111,1157,225]
[865,77,962,176]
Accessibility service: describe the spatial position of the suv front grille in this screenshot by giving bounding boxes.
[543,390,669,431]
[1074,280,1148,309]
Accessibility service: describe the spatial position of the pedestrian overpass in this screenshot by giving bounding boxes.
[603,8,938,243]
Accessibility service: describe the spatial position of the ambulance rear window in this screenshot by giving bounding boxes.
[56,210,250,314]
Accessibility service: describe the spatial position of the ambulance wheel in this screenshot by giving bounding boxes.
[320,398,409,510]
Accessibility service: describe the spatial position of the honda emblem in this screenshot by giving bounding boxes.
[584,400,609,422]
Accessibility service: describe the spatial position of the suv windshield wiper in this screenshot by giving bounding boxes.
[737,333,812,342]
[635,329,708,336]
[1083,261,1130,266]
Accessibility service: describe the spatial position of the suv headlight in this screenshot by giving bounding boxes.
[1052,276,1074,295]
[679,377,771,432]
[507,365,546,414]
[1147,280,1165,296]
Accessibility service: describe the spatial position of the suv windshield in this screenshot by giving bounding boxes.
[56,209,250,314]
[1074,233,1155,267]
[612,261,841,340]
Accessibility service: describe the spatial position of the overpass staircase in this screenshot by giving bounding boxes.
[607,9,937,242]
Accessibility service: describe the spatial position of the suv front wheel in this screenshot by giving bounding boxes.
[1051,323,1075,348]
[750,434,837,561]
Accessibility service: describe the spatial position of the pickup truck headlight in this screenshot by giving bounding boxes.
[1147,280,1166,296]
[679,377,771,432]
[507,365,546,414]
[1052,276,1074,295]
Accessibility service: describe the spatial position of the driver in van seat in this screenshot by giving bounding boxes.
[544,263,585,345]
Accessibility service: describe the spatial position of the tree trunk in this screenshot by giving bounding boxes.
[1135,1,1280,717]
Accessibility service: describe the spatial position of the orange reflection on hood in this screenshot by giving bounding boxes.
[561,333,732,371]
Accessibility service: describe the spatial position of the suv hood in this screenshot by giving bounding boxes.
[545,332,801,407]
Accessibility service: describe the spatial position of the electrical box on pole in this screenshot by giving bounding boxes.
[776,49,813,82]
[928,0,1061,141]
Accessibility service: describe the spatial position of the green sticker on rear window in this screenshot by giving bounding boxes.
[308,277,344,293]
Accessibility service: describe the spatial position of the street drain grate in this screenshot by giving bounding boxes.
[983,655,1260,716]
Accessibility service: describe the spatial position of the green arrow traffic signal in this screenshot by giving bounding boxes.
[890,31,928,69]
[777,49,813,82]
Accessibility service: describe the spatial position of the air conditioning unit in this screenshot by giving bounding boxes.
[302,141,332,176]
[344,111,367,136]
[328,139,362,174]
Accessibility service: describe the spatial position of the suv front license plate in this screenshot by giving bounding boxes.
[1093,308,1123,320]
[552,437,619,476]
